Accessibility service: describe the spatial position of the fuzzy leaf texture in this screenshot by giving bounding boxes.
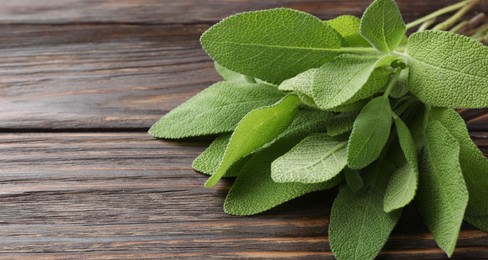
[326,15,371,47]
[329,161,401,260]
[383,117,418,212]
[193,109,333,177]
[201,8,342,84]
[416,121,468,257]
[359,0,406,53]
[271,134,348,183]
[430,108,488,216]
[224,135,343,216]
[205,95,301,187]
[149,82,284,139]
[279,54,396,110]
[347,97,392,169]
[407,31,488,108]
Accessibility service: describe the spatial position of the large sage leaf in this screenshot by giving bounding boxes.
[347,97,392,169]
[416,121,468,257]
[329,161,401,260]
[327,15,370,47]
[360,0,406,53]
[430,108,488,216]
[201,8,343,84]
[407,31,488,108]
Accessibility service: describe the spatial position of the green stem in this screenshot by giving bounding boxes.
[418,19,437,32]
[471,23,488,40]
[433,0,480,31]
[406,0,471,29]
[383,69,402,98]
[450,20,469,33]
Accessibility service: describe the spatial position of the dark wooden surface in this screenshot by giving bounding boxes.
[0,1,487,259]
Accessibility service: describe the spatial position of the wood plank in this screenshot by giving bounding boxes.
[0,0,486,25]
[0,132,487,258]
[1,23,487,130]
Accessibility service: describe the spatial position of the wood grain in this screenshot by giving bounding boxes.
[1,0,488,259]
[0,0,486,25]
[0,132,486,259]
[0,1,486,130]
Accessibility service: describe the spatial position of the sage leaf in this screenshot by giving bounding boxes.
[465,215,488,232]
[329,161,401,260]
[347,97,392,169]
[279,54,396,110]
[201,8,342,84]
[149,82,284,139]
[215,62,255,83]
[205,95,301,188]
[360,0,406,53]
[327,15,371,47]
[224,136,343,216]
[416,120,468,257]
[271,133,347,183]
[407,31,488,108]
[389,67,409,98]
[430,108,488,216]
[194,109,332,178]
[326,112,358,137]
[383,117,418,212]
[344,168,363,192]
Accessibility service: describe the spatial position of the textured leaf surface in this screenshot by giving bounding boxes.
[279,54,394,110]
[205,95,301,187]
[389,67,409,98]
[271,134,347,183]
[327,15,370,47]
[224,136,343,216]
[465,215,488,232]
[193,109,332,177]
[201,8,342,84]
[326,112,358,136]
[149,82,284,139]
[347,97,392,169]
[214,62,254,83]
[383,117,418,212]
[360,0,406,53]
[407,31,488,108]
[416,121,468,257]
[329,161,401,260]
[430,108,488,216]
[344,168,363,192]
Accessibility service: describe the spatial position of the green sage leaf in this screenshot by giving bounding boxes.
[224,136,343,216]
[347,97,392,169]
[465,215,488,232]
[430,108,488,216]
[149,82,284,139]
[360,0,406,53]
[205,95,301,187]
[344,168,364,192]
[215,62,255,83]
[201,8,342,84]
[279,54,396,110]
[407,31,488,108]
[329,161,401,260]
[416,120,468,257]
[271,133,347,183]
[383,117,418,212]
[326,112,358,137]
[327,15,371,47]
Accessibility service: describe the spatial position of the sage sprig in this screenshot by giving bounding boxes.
[150,0,488,258]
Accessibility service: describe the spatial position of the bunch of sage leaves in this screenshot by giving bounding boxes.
[149,0,488,258]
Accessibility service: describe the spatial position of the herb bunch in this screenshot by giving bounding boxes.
[149,0,488,258]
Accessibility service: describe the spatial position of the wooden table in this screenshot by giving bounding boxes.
[1,1,488,259]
